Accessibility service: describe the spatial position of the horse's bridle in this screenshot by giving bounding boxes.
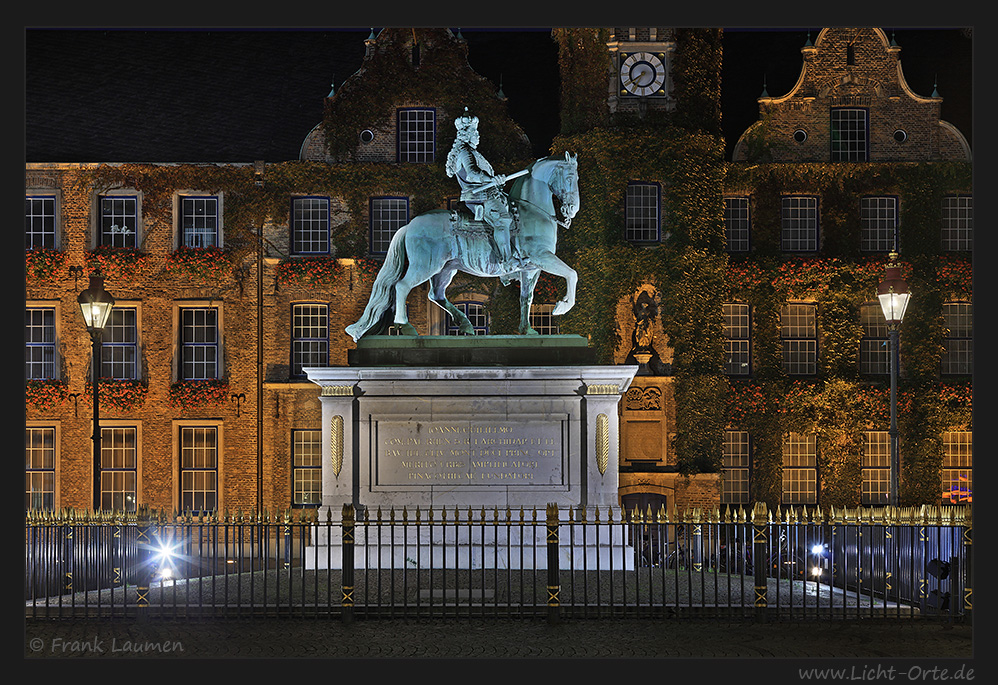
[509,163,576,229]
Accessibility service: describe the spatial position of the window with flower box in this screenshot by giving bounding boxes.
[860,196,898,252]
[25,306,57,380]
[179,306,220,380]
[781,196,818,252]
[98,194,139,248]
[291,196,330,255]
[102,307,138,380]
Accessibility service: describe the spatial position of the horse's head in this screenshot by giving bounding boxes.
[548,152,579,221]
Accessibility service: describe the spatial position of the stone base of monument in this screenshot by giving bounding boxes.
[304,335,638,570]
[303,508,635,570]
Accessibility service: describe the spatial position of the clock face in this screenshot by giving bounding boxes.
[620,52,666,96]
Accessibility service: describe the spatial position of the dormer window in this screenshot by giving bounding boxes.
[830,108,868,161]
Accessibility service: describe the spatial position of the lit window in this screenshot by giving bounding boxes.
[180,307,219,380]
[25,426,56,511]
[180,196,219,248]
[724,197,750,252]
[941,302,972,375]
[397,108,436,162]
[291,197,330,255]
[859,303,888,375]
[860,196,898,252]
[99,195,138,248]
[101,426,137,512]
[830,108,868,161]
[781,196,818,251]
[102,308,138,380]
[529,303,560,336]
[861,431,890,505]
[941,195,973,251]
[625,182,661,243]
[782,432,817,505]
[723,302,750,375]
[293,429,322,506]
[722,431,751,505]
[25,196,56,249]
[180,426,217,513]
[941,431,972,504]
[292,304,328,376]
[370,197,409,254]
[445,300,490,336]
[25,307,56,380]
[781,303,817,375]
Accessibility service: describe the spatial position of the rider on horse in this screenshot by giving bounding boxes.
[445,109,517,271]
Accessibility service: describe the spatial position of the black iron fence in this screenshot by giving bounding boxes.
[25,503,972,622]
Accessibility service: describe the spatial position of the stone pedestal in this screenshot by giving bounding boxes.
[303,335,638,568]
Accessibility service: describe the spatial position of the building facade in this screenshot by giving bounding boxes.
[25,28,971,516]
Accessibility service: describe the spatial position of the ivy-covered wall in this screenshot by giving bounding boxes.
[723,161,972,508]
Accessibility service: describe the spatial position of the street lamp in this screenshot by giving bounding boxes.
[78,269,115,511]
[877,251,911,506]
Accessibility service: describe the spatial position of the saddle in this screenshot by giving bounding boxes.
[448,203,519,235]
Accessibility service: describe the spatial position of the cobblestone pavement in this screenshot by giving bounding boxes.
[25,616,974,667]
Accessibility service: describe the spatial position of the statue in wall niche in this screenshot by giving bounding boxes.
[626,289,669,376]
[346,109,580,340]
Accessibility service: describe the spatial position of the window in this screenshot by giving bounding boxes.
[25,307,56,380]
[830,108,868,161]
[291,197,330,255]
[861,431,890,505]
[722,431,751,505]
[101,426,137,511]
[860,196,898,252]
[180,426,217,513]
[941,302,972,375]
[292,304,328,376]
[782,432,817,505]
[941,431,972,503]
[781,196,818,251]
[941,195,973,251]
[724,197,750,252]
[723,303,751,375]
[180,307,219,380]
[180,195,219,248]
[445,300,490,336]
[293,429,322,506]
[781,303,817,375]
[99,194,138,247]
[397,108,436,162]
[529,303,560,336]
[102,307,138,379]
[625,182,661,243]
[25,196,56,249]
[25,426,56,510]
[370,197,409,254]
[859,303,888,375]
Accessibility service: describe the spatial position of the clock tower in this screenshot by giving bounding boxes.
[607,28,677,116]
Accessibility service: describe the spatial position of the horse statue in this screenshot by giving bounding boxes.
[345,152,580,341]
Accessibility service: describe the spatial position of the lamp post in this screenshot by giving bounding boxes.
[78,269,115,511]
[877,251,911,506]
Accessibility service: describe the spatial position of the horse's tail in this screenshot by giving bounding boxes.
[345,225,409,342]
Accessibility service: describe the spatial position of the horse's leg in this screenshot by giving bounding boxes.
[526,250,577,315]
[429,263,475,335]
[391,247,440,336]
[518,269,541,335]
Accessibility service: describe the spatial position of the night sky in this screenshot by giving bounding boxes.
[24,28,972,163]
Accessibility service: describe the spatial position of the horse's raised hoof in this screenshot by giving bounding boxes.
[552,300,573,316]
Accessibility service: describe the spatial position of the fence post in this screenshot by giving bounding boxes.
[546,503,560,625]
[752,502,768,622]
[341,504,355,624]
[134,505,153,621]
